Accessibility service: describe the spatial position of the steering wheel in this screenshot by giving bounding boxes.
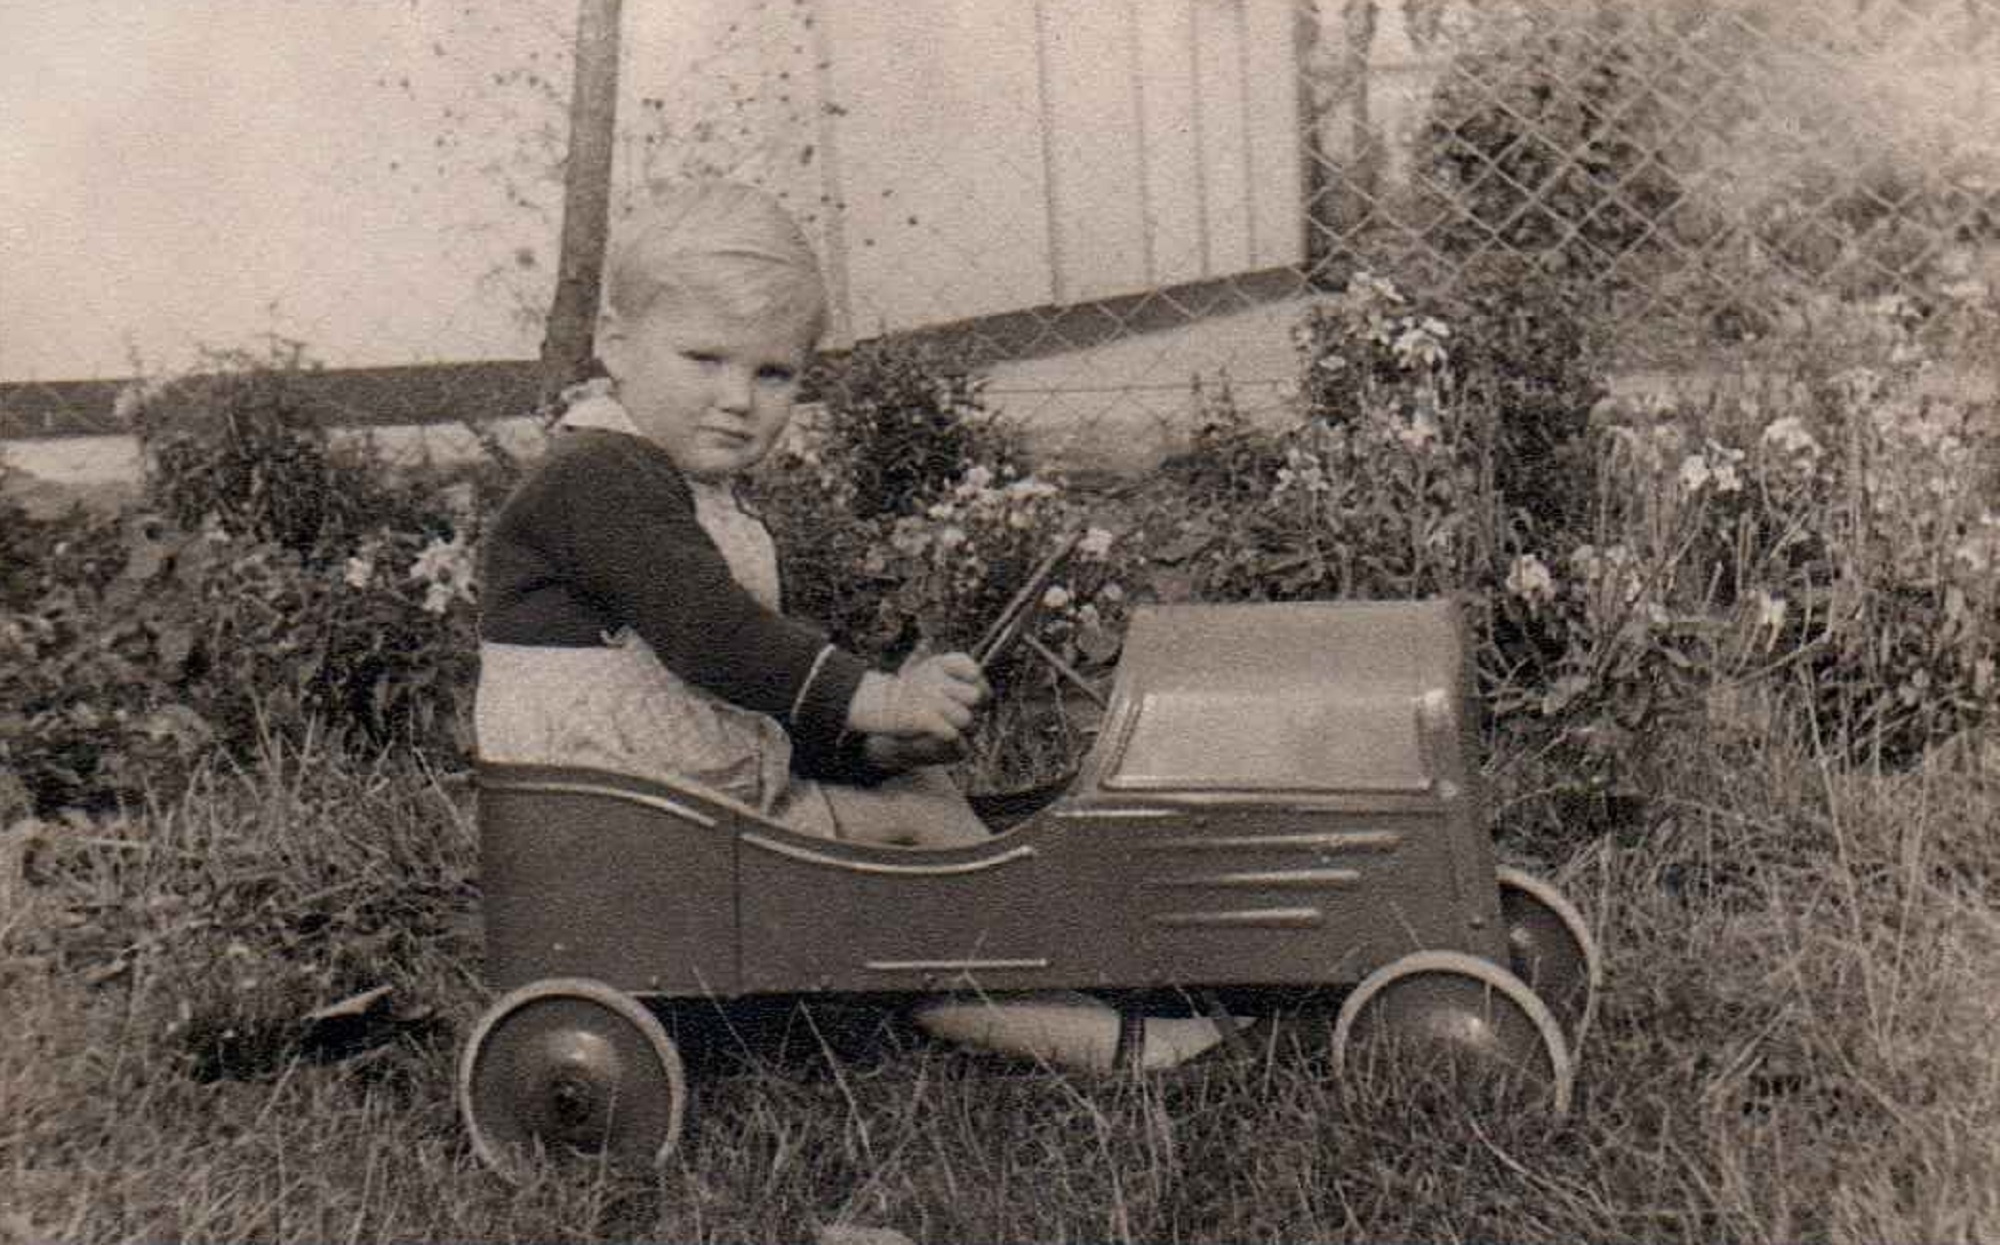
[969,529,1106,708]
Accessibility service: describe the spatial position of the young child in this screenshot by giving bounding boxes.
[474,180,989,846]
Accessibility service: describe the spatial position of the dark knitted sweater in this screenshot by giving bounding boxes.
[478,428,883,782]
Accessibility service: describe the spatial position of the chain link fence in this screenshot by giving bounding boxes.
[1302,0,2000,359]
[6,0,1997,462]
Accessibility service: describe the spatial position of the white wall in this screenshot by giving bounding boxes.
[832,0,1304,339]
[638,0,1312,344]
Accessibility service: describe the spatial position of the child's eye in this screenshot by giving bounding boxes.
[683,351,723,367]
[756,364,798,386]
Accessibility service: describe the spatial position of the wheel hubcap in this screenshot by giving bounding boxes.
[538,1027,621,1146]
[460,980,687,1180]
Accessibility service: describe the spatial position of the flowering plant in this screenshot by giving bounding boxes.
[874,465,1126,668]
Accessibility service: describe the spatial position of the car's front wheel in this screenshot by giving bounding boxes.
[1330,950,1574,1115]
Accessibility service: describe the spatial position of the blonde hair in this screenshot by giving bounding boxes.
[603,181,827,342]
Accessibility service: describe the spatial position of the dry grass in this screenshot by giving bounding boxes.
[4,721,1999,1243]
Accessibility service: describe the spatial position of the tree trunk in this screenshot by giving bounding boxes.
[539,0,624,406]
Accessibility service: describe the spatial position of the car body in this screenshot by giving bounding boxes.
[478,598,1504,998]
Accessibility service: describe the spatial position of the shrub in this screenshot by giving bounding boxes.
[128,350,488,762]
[804,339,1022,522]
[131,344,426,555]
[1509,346,2000,772]
[1151,269,1585,608]
[0,502,199,815]
[3,351,496,815]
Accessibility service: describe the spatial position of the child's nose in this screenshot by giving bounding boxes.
[713,364,754,412]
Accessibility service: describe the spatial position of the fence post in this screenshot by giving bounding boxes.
[539,0,624,406]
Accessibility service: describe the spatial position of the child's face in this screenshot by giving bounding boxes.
[600,300,814,480]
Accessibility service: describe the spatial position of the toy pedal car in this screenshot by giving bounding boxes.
[457,597,1601,1180]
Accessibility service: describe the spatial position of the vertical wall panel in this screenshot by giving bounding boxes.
[821,0,1052,333]
[1137,0,1207,286]
[1041,0,1150,303]
[1193,0,1253,278]
[1243,0,1306,270]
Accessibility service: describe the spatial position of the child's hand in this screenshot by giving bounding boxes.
[849,653,989,742]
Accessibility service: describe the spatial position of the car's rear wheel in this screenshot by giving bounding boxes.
[1496,865,1601,1050]
[459,977,687,1182]
[1331,950,1573,1115]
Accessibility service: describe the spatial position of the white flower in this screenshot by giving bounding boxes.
[1041,585,1072,611]
[1273,446,1330,499]
[1078,527,1115,560]
[1347,271,1404,306]
[889,518,931,556]
[343,557,375,589]
[1759,415,1821,463]
[935,525,967,552]
[408,531,476,613]
[1677,443,1741,494]
[1952,512,2000,575]
[1505,553,1555,606]
[1753,589,1787,633]
[408,534,468,584]
[1392,319,1450,370]
[1710,458,1741,495]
